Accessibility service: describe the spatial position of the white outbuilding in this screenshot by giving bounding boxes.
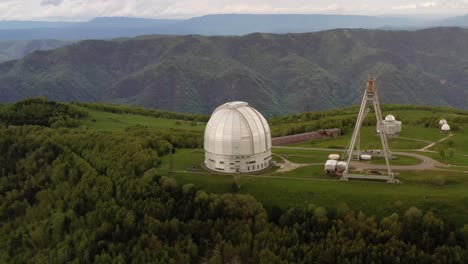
[204,101,272,173]
[439,119,448,126]
[324,160,338,173]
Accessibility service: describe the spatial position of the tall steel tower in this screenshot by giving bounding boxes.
[342,75,395,183]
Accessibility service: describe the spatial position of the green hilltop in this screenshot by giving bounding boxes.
[1,28,468,115]
[2,98,468,262]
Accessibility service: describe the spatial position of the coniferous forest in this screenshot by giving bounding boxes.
[1,98,468,263]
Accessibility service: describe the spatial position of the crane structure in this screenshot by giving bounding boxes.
[342,75,395,183]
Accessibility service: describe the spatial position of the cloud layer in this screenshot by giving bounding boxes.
[1,0,468,20]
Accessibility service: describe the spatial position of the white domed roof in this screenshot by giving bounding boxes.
[385,115,396,121]
[441,124,451,131]
[439,119,447,126]
[204,101,271,156]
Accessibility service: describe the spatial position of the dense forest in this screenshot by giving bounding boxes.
[1,99,468,263]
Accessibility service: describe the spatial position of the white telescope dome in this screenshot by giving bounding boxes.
[441,124,451,131]
[204,101,272,173]
[439,119,447,126]
[385,115,396,121]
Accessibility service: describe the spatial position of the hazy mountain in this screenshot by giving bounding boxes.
[0,39,72,63]
[439,14,468,27]
[0,14,438,40]
[0,28,467,115]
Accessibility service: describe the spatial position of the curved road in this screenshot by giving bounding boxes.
[273,146,448,171]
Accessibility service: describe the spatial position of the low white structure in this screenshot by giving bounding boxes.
[336,161,347,172]
[324,160,338,173]
[382,114,402,136]
[328,154,340,160]
[441,123,451,133]
[204,101,272,173]
[360,154,372,161]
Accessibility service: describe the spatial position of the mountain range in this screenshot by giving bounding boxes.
[1,14,468,41]
[0,27,467,116]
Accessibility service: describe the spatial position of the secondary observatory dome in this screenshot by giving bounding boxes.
[385,115,396,121]
[439,119,448,126]
[204,101,272,173]
[441,124,451,131]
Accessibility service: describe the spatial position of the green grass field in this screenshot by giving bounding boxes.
[369,155,422,166]
[290,125,442,150]
[77,104,468,224]
[160,148,468,225]
[80,109,205,131]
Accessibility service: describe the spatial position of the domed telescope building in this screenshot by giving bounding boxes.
[382,114,402,137]
[204,101,272,173]
[441,123,451,133]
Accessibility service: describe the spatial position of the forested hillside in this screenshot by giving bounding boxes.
[1,28,468,115]
[1,99,468,262]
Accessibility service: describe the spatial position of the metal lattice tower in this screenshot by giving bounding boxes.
[342,75,395,183]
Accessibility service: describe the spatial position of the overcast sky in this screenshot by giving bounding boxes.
[1,0,468,21]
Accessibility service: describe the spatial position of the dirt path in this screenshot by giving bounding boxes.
[273,153,320,173]
[418,133,454,152]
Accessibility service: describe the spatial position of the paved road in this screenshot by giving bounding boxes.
[273,146,448,171]
[353,152,443,171]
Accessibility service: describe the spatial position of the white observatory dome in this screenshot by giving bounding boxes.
[204,101,272,173]
[385,115,396,121]
[439,119,448,126]
[441,124,451,131]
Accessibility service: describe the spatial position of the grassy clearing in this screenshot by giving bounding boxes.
[369,155,422,166]
[163,148,468,225]
[289,125,442,150]
[273,148,338,164]
[81,109,205,131]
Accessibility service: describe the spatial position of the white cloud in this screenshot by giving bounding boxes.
[0,0,468,21]
[41,0,63,6]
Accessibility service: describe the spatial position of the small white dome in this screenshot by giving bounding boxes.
[439,119,447,126]
[441,124,451,131]
[385,115,396,121]
[328,154,340,160]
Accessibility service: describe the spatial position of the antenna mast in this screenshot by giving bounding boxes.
[342,75,395,183]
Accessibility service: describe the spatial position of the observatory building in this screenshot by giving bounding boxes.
[439,119,448,126]
[204,101,272,173]
[441,123,451,133]
[382,114,402,136]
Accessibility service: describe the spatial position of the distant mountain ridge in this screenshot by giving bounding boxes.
[0,14,467,40]
[0,28,467,115]
[0,39,71,63]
